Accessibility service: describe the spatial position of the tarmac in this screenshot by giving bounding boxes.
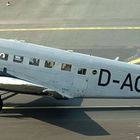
[0,0,140,140]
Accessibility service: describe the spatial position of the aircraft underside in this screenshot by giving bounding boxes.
[0,76,67,110]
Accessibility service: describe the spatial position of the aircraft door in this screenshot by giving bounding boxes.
[72,68,88,96]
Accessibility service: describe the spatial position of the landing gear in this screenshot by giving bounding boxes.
[0,96,3,111]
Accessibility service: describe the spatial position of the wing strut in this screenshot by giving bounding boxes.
[0,92,18,111]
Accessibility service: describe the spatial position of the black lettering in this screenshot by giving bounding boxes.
[113,80,120,84]
[135,76,140,92]
[120,73,133,91]
[98,69,111,86]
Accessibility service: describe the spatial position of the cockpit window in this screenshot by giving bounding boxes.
[0,53,8,60]
[44,60,55,68]
[13,55,24,63]
[61,63,72,71]
[77,68,86,75]
[29,57,40,66]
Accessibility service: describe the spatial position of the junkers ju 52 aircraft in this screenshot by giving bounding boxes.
[0,38,140,110]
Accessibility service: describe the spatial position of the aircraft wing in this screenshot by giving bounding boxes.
[128,57,140,64]
[127,49,140,64]
[0,77,67,99]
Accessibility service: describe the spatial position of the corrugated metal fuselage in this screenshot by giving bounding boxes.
[0,39,140,98]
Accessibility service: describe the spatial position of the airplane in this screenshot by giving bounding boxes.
[0,38,140,110]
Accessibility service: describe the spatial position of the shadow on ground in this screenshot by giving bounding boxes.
[1,97,110,136]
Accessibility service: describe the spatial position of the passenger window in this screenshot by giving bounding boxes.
[0,53,8,60]
[13,55,24,63]
[44,60,55,68]
[29,57,40,66]
[61,63,72,71]
[78,68,86,75]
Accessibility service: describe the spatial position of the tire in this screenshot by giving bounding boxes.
[0,97,3,111]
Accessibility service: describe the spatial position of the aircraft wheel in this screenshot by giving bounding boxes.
[0,96,3,111]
